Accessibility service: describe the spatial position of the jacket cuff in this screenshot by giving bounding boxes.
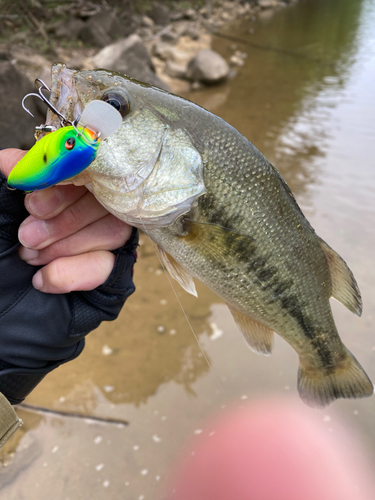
[0,391,23,449]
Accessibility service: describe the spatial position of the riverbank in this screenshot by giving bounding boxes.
[1,0,299,92]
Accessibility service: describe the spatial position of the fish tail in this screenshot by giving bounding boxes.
[298,349,374,408]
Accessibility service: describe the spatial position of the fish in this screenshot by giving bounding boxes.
[11,63,374,408]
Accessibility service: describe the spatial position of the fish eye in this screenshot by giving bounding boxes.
[101,91,130,117]
[65,137,75,150]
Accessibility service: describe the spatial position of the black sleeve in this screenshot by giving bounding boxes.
[0,173,138,404]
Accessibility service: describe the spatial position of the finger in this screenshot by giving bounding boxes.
[32,251,116,294]
[19,214,132,265]
[25,184,88,219]
[19,191,109,250]
[0,149,27,177]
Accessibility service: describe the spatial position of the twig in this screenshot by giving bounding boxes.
[26,9,48,41]
[17,403,129,426]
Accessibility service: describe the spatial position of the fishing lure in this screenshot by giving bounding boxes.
[8,126,100,191]
[7,79,122,192]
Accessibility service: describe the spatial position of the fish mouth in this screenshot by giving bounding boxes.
[46,63,83,129]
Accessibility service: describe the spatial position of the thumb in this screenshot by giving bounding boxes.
[0,149,27,178]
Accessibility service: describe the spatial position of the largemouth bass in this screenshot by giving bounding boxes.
[16,64,375,407]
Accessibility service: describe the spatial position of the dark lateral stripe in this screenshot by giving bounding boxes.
[280,294,334,367]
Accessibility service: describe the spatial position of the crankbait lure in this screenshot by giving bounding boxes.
[7,79,122,191]
[8,126,100,191]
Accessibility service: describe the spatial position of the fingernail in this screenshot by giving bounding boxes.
[19,246,39,262]
[33,271,44,291]
[19,219,50,248]
[28,189,62,216]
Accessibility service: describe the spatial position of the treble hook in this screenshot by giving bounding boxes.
[21,78,100,147]
[22,79,72,126]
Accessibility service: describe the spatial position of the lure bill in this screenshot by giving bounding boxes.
[8,99,123,191]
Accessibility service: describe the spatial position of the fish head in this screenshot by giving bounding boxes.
[44,63,206,229]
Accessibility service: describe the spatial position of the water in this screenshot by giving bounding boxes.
[1,0,375,497]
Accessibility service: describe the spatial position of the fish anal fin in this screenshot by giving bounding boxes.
[298,348,374,408]
[319,237,362,316]
[156,245,197,297]
[228,305,274,355]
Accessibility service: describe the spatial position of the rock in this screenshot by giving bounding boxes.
[79,10,125,47]
[186,49,229,84]
[182,22,200,40]
[191,80,204,91]
[258,0,277,8]
[165,61,187,79]
[230,50,247,66]
[140,15,154,28]
[0,62,45,149]
[184,9,198,21]
[161,30,181,44]
[148,4,170,26]
[152,41,176,61]
[230,54,245,66]
[152,42,188,65]
[92,35,169,90]
[161,21,195,44]
[54,18,85,39]
[137,27,154,39]
[79,20,112,48]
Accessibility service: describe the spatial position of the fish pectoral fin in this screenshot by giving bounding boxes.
[155,244,198,297]
[183,218,256,262]
[298,348,374,408]
[228,305,274,355]
[318,237,362,316]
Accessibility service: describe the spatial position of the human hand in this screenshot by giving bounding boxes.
[0,148,133,293]
[0,147,137,405]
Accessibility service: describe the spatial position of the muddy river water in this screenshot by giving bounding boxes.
[1,0,375,498]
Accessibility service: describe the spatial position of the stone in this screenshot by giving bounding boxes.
[54,18,85,39]
[152,41,176,61]
[165,61,187,79]
[161,30,181,44]
[191,80,204,91]
[137,27,153,39]
[92,35,169,90]
[184,9,197,20]
[79,20,112,48]
[140,15,154,28]
[182,22,200,40]
[0,62,45,149]
[79,10,125,47]
[258,0,277,8]
[161,21,194,44]
[230,54,245,66]
[186,49,229,84]
[148,4,170,26]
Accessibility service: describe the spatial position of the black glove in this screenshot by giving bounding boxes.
[0,172,138,404]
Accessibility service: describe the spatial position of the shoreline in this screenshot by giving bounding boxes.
[0,0,299,94]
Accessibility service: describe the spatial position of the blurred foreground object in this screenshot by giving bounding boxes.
[167,399,375,500]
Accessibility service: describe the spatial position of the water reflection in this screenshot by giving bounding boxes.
[185,0,365,197]
[25,235,213,411]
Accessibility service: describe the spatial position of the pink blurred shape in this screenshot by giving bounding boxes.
[167,399,375,500]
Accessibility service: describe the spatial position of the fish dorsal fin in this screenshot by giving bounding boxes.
[318,238,362,316]
[156,245,198,297]
[228,305,274,355]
